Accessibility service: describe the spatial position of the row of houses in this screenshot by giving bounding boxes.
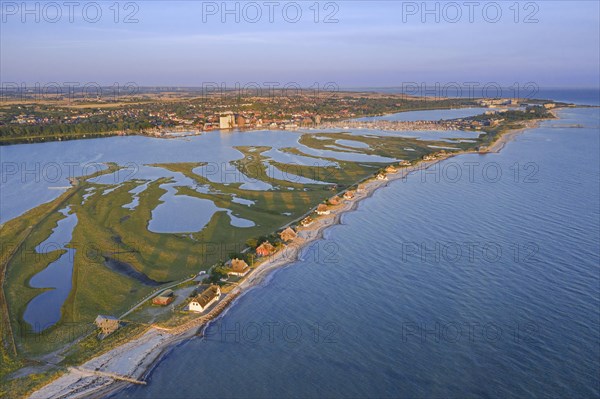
[423,150,448,162]
[191,227,302,310]
[93,169,405,336]
[314,189,358,216]
[94,160,418,337]
[92,183,370,337]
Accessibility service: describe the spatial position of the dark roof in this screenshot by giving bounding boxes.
[192,285,220,308]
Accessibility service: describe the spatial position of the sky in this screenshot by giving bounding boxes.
[1,1,599,88]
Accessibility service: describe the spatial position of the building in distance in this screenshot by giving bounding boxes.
[220,112,235,129]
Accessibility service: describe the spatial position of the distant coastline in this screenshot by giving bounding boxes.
[1,101,575,146]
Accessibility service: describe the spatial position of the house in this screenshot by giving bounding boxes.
[399,160,411,167]
[300,216,314,227]
[279,227,297,242]
[226,258,250,276]
[357,184,366,193]
[328,196,341,206]
[94,315,120,337]
[256,241,276,257]
[376,173,388,181]
[316,203,330,215]
[385,165,397,173]
[189,285,221,313]
[152,289,175,306]
[219,112,235,129]
[423,154,436,161]
[343,190,355,200]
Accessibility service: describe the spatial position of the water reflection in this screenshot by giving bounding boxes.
[23,206,78,331]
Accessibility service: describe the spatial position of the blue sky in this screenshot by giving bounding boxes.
[1,1,599,87]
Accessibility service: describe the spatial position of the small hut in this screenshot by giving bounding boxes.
[152,289,175,306]
[94,315,120,337]
[279,227,297,242]
[227,258,250,276]
[316,203,330,215]
[376,173,388,181]
[343,190,355,200]
[256,241,276,257]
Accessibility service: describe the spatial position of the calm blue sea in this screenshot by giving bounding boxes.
[117,107,600,398]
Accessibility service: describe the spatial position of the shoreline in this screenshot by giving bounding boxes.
[28,115,549,399]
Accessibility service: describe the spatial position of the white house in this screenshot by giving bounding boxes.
[189,285,221,313]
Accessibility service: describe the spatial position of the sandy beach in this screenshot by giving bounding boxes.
[28,117,547,399]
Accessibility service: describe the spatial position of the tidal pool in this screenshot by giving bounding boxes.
[23,206,78,331]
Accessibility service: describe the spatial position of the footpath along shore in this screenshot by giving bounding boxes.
[28,117,546,399]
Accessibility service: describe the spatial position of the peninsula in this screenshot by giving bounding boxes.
[0,96,561,398]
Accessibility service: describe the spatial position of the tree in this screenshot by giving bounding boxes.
[245,238,258,249]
